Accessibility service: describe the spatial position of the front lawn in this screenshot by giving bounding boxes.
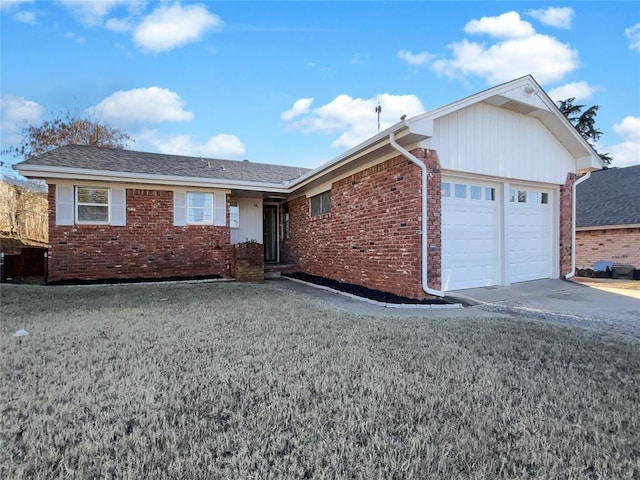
[1,282,639,479]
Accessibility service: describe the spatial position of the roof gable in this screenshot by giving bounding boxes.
[407,75,603,173]
[576,165,640,227]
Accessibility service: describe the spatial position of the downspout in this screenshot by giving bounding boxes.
[565,171,591,279]
[389,133,445,297]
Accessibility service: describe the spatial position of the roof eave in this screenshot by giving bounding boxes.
[288,120,432,191]
[577,223,640,231]
[16,165,292,193]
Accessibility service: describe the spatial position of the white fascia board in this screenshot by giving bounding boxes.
[16,165,291,193]
[576,155,604,173]
[576,224,640,231]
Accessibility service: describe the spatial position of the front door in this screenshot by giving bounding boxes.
[263,205,278,262]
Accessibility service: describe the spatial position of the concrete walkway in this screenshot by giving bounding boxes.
[274,277,640,337]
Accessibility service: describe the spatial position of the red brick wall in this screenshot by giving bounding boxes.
[559,173,575,277]
[47,185,231,282]
[576,228,640,268]
[231,243,264,281]
[281,149,441,299]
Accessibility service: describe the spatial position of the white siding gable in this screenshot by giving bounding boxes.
[423,103,575,184]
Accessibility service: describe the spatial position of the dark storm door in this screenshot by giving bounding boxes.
[263,205,278,262]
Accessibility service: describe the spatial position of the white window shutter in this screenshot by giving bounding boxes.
[214,193,226,226]
[56,185,74,226]
[111,188,127,226]
[174,190,187,226]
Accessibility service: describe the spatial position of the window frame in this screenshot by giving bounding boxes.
[186,191,215,225]
[310,191,331,217]
[75,186,110,225]
[229,200,239,229]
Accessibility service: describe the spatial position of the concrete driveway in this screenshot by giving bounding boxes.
[448,279,640,337]
[276,277,640,337]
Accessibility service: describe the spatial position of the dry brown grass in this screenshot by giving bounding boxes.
[1,281,639,479]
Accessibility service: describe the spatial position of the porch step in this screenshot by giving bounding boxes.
[264,263,300,279]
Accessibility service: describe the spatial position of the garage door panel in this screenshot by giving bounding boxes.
[508,185,553,284]
[441,178,500,290]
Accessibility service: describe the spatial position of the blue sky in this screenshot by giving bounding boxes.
[1,0,639,178]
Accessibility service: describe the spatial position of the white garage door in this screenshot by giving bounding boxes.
[508,186,553,283]
[441,179,500,290]
[441,178,555,291]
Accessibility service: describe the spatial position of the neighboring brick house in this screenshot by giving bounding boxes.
[575,165,640,269]
[16,75,603,297]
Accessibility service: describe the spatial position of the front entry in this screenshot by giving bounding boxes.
[263,205,278,262]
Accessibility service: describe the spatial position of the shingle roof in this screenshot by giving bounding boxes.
[17,145,310,184]
[576,165,640,227]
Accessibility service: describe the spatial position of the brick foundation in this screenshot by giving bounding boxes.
[47,185,231,282]
[576,228,640,268]
[281,148,441,299]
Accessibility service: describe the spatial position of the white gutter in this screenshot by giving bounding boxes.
[389,133,444,297]
[566,171,592,278]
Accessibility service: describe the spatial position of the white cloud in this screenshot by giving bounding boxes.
[0,94,43,147]
[548,81,598,102]
[86,87,194,124]
[432,12,579,84]
[0,0,33,10]
[602,116,640,168]
[105,17,133,32]
[464,11,535,38]
[527,7,574,29]
[138,130,245,158]
[133,3,222,53]
[13,10,37,24]
[284,93,425,149]
[280,98,314,121]
[626,23,640,52]
[56,0,137,26]
[397,49,433,66]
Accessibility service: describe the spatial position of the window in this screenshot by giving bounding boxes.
[541,192,549,204]
[441,182,451,197]
[470,185,482,200]
[509,189,516,202]
[76,186,109,223]
[187,192,214,224]
[310,191,331,217]
[485,187,495,201]
[530,191,539,204]
[518,190,527,203]
[229,201,239,228]
[454,184,467,199]
[310,191,331,216]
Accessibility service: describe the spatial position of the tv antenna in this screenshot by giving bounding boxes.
[375,100,382,132]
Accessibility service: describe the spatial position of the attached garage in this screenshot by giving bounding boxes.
[441,176,556,291]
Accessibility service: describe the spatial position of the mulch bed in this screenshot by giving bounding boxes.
[45,274,223,286]
[283,272,451,305]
